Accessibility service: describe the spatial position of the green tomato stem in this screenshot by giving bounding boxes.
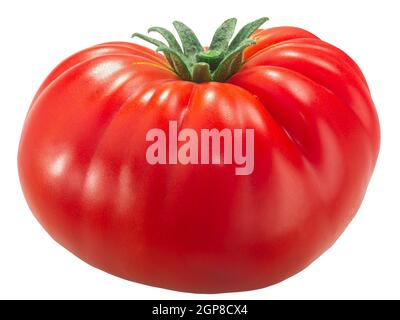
[131,17,268,83]
[192,63,212,83]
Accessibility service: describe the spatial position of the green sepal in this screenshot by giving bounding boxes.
[213,39,256,82]
[156,46,192,81]
[209,18,237,52]
[148,27,183,53]
[132,33,175,70]
[228,17,268,52]
[131,32,166,47]
[173,21,203,62]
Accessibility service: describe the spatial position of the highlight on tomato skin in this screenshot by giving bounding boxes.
[18,17,380,293]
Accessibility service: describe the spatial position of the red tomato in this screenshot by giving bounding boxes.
[18,19,380,293]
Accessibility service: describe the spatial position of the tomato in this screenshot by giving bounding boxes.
[18,18,380,293]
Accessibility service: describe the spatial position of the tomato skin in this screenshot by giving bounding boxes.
[18,28,380,293]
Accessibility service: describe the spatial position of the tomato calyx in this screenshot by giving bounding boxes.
[132,17,268,83]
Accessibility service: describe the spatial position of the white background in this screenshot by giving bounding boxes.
[0,0,399,299]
